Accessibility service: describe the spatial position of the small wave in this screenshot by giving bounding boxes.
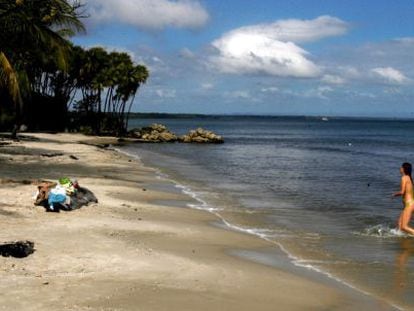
[155,171,170,180]
[356,224,409,238]
[174,184,222,212]
[112,147,142,161]
[114,147,219,213]
[218,219,277,239]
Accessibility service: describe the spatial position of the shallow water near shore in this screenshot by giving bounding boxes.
[123,116,414,309]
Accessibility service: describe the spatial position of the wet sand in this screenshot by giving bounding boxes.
[0,133,397,310]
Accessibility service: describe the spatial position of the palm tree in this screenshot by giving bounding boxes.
[0,0,85,136]
[71,48,149,135]
[0,51,22,114]
[124,65,149,131]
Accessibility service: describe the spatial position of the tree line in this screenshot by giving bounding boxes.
[0,0,149,137]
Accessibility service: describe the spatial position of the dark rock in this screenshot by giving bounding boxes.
[0,241,35,258]
[69,155,79,160]
[41,153,64,157]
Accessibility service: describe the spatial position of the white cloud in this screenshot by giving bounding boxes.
[345,90,376,99]
[156,89,176,98]
[321,74,346,84]
[261,87,279,93]
[371,67,409,84]
[339,66,361,79]
[201,83,214,90]
[394,37,414,45]
[274,85,334,100]
[210,16,349,78]
[211,36,320,78]
[230,15,349,44]
[179,48,195,59]
[87,0,209,30]
[303,86,334,99]
[225,90,251,99]
[383,87,402,95]
[152,56,163,63]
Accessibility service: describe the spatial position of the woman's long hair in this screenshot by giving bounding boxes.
[402,162,413,183]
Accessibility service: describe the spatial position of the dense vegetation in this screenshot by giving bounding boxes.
[0,0,149,136]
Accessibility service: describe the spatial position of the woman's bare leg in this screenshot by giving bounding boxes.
[401,206,414,235]
[398,211,404,230]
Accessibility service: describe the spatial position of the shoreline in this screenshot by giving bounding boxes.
[118,145,405,311]
[0,133,398,310]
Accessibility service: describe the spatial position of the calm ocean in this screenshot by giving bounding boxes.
[123,116,414,308]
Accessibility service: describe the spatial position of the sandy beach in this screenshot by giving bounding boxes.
[0,133,397,311]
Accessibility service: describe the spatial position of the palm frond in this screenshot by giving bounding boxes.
[0,51,23,108]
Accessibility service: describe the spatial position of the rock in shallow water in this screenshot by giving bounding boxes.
[128,124,224,143]
[180,128,224,144]
[129,123,178,142]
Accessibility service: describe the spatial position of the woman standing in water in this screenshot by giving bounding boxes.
[393,162,414,235]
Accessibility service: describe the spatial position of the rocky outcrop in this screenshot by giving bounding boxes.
[128,124,224,144]
[129,123,178,142]
[180,128,224,144]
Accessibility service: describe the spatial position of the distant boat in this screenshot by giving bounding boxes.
[321,117,329,121]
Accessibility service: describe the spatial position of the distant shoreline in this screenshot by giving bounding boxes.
[128,112,414,121]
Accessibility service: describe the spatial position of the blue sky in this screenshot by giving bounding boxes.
[73,0,414,117]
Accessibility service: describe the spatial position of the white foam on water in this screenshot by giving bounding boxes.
[356,224,411,238]
[112,146,142,161]
[155,171,170,180]
[174,183,222,212]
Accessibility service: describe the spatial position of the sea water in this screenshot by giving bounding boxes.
[123,116,414,308]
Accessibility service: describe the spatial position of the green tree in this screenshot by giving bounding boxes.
[0,1,148,136]
[0,0,85,135]
[73,48,148,135]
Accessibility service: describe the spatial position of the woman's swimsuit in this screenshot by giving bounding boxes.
[404,199,414,209]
